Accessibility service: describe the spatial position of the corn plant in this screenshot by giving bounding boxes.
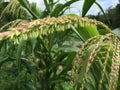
[0,15,119,90]
[1,0,119,90]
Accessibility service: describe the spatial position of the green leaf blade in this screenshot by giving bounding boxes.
[82,0,95,16]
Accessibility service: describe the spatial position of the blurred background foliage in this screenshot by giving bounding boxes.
[88,2,120,29]
[1,0,120,30]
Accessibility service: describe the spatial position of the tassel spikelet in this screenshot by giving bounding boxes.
[72,35,103,89]
[0,16,111,44]
[71,35,101,89]
[80,37,105,90]
[108,36,120,90]
[71,33,120,90]
[0,19,28,32]
[98,41,111,90]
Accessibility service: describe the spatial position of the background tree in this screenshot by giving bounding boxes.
[111,4,120,29]
[88,3,120,29]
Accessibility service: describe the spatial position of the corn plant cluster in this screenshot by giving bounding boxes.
[0,16,119,90]
[72,33,120,90]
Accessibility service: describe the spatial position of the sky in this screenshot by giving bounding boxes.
[28,0,119,15]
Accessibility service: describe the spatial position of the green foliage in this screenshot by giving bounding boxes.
[0,1,9,27]
[0,0,118,90]
[43,0,79,17]
[18,0,41,19]
[0,15,111,90]
[82,0,95,16]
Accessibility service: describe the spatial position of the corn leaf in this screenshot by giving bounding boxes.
[82,0,95,16]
